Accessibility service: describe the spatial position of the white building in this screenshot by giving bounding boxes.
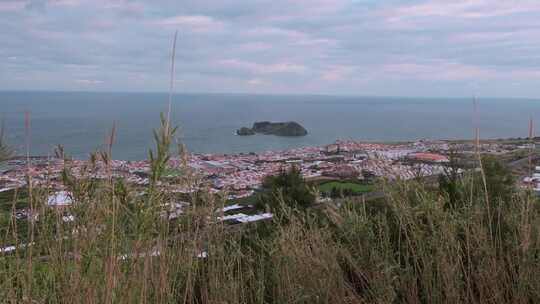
[47,191,73,206]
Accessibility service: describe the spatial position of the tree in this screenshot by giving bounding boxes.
[439,149,462,209]
[439,151,515,209]
[260,165,316,211]
[480,154,514,204]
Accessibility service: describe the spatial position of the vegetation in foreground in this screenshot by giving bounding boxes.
[1,117,540,304]
[318,180,374,197]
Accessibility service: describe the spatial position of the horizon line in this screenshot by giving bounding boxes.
[0,89,538,101]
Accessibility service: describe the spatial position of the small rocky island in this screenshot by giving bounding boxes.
[237,121,308,137]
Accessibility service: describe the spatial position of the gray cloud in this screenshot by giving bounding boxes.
[0,0,539,97]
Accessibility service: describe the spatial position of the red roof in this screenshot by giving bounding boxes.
[409,153,449,162]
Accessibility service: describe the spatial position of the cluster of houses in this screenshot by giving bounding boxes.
[4,139,502,230]
[523,166,540,194]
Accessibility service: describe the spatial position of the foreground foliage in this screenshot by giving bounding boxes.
[1,166,539,303]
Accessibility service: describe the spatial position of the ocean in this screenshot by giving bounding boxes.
[0,91,539,160]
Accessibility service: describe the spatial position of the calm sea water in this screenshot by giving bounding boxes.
[0,91,539,160]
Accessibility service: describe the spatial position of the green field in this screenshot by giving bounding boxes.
[318,181,373,195]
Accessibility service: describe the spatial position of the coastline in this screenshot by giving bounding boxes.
[2,137,535,201]
[7,136,535,161]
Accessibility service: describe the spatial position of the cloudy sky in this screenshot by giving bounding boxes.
[1,0,539,97]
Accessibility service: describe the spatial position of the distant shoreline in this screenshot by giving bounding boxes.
[7,137,537,162]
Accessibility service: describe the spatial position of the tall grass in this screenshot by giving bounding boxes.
[1,122,540,303]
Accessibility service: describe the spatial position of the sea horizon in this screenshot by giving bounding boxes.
[2,89,539,101]
[1,91,539,160]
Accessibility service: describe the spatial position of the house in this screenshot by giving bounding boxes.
[323,164,360,179]
[407,153,449,163]
[47,191,73,207]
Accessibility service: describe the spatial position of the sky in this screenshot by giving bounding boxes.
[1,0,539,98]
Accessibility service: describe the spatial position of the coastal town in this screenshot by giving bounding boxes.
[1,138,532,201]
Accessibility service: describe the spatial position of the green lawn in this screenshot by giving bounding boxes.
[318,181,373,195]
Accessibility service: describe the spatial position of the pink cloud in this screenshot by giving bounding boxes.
[381,60,540,82]
[246,27,305,40]
[382,61,494,80]
[75,79,104,85]
[449,29,540,44]
[238,42,272,52]
[247,78,268,86]
[321,65,354,81]
[218,59,307,74]
[0,1,25,11]
[157,15,225,33]
[383,0,540,22]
